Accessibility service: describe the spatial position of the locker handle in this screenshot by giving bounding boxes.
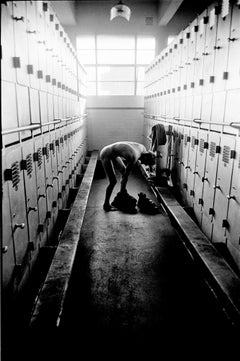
[213,185,221,190]
[27,30,36,34]
[193,171,198,175]
[179,161,184,165]
[38,194,46,199]
[58,170,63,174]
[53,176,59,181]
[12,16,24,22]
[202,177,208,182]
[185,166,191,169]
[47,184,53,188]
[228,37,237,42]
[214,46,221,50]
[202,52,209,56]
[2,246,8,254]
[14,223,25,230]
[28,206,38,213]
[227,195,236,200]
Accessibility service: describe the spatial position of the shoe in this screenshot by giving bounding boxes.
[137,193,159,214]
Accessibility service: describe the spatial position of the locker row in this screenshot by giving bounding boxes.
[143,118,240,269]
[144,1,240,97]
[2,80,87,147]
[1,1,87,98]
[2,122,88,294]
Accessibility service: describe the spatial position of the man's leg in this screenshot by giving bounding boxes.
[102,160,117,211]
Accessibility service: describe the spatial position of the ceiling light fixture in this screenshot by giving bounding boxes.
[110,1,131,21]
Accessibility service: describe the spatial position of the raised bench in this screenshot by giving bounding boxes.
[29,150,99,330]
[139,163,240,328]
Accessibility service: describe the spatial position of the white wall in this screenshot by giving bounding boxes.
[87,96,144,151]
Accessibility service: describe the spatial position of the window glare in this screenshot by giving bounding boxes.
[137,37,155,49]
[77,36,95,49]
[98,50,135,64]
[97,35,135,49]
[77,35,155,95]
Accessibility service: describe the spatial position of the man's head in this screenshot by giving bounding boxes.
[139,150,156,166]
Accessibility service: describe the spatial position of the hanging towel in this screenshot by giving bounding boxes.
[149,124,167,151]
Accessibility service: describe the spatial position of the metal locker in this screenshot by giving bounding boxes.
[179,127,191,203]
[12,0,29,87]
[2,151,16,291]
[225,137,240,269]
[33,136,48,246]
[194,10,208,96]
[1,81,19,146]
[36,1,47,92]
[210,91,226,133]
[211,135,236,244]
[4,145,29,271]
[1,2,16,83]
[29,88,41,136]
[200,93,213,130]
[187,18,198,95]
[202,3,218,94]
[223,89,240,135]
[44,4,53,95]
[201,133,221,240]
[226,2,240,90]
[39,90,48,129]
[26,0,39,90]
[192,130,209,225]
[16,84,31,140]
[213,5,231,92]
[42,134,55,239]
[185,128,199,207]
[21,139,41,262]
[192,94,202,123]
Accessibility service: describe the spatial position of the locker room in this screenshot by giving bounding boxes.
[1,0,240,359]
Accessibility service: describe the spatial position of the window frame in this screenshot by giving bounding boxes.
[77,34,156,96]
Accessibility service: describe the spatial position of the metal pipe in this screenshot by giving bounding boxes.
[2,123,41,135]
[193,119,240,127]
[41,120,61,126]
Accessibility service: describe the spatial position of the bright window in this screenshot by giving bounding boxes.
[77,35,156,96]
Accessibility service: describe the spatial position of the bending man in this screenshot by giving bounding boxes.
[100,141,155,211]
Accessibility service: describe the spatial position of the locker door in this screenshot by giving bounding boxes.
[180,128,191,203]
[225,137,240,268]
[42,135,54,238]
[4,146,29,269]
[211,135,236,244]
[36,1,47,91]
[187,18,198,94]
[2,81,19,146]
[1,2,16,82]
[39,90,48,128]
[202,4,218,94]
[2,151,16,291]
[193,130,209,225]
[172,126,184,189]
[44,6,53,94]
[186,128,199,207]
[200,93,212,130]
[26,1,39,90]
[226,2,240,90]
[12,0,29,87]
[16,84,31,140]
[201,133,221,240]
[33,137,48,246]
[211,91,226,133]
[194,10,208,95]
[192,94,202,121]
[21,140,40,263]
[213,6,231,91]
[29,88,41,136]
[223,89,240,135]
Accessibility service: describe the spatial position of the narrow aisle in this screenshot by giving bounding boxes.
[60,166,235,358]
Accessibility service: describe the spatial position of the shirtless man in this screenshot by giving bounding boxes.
[100,141,155,211]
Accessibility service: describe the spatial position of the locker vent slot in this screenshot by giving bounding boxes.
[238,154,240,169]
[11,162,20,189]
[37,148,43,168]
[43,144,50,160]
[209,142,216,158]
[26,154,33,177]
[184,134,188,146]
[199,139,205,153]
[222,145,230,164]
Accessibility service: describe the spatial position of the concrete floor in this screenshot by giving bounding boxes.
[58,166,237,359]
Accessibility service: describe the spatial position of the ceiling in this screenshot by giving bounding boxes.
[52,0,214,29]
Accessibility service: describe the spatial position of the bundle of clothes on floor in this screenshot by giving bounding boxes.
[111,190,159,215]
